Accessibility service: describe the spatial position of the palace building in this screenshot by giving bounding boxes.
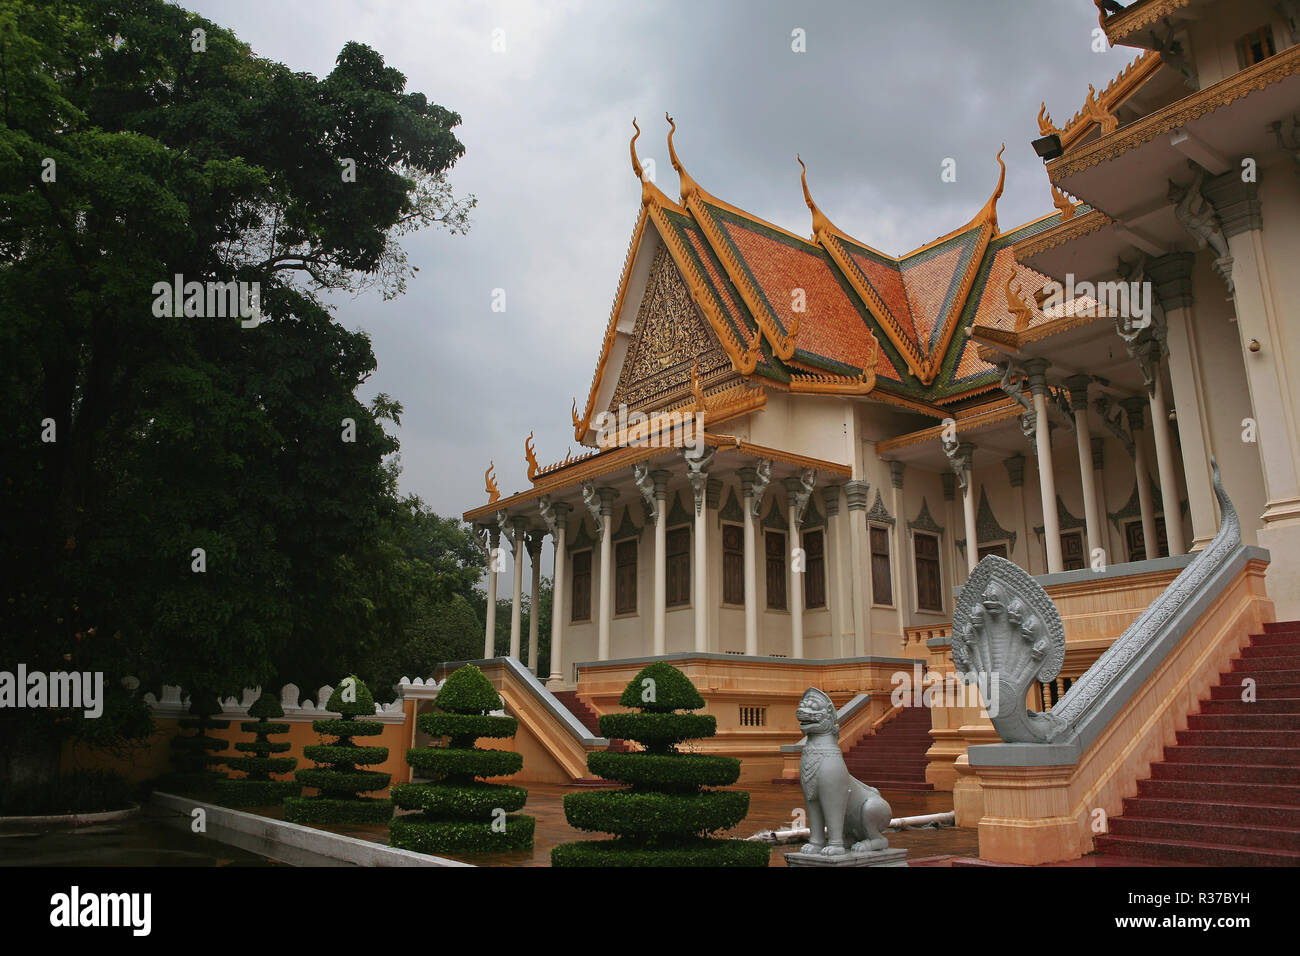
[455,0,1300,862]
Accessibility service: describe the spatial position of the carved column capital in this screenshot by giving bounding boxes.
[888,460,905,490]
[1021,357,1051,394]
[1147,252,1195,312]
[783,469,816,525]
[821,484,842,517]
[844,480,870,511]
[1120,396,1148,433]
[525,530,545,559]
[1063,374,1092,413]
[1202,171,1262,239]
[739,459,772,517]
[538,496,571,538]
[1003,454,1025,488]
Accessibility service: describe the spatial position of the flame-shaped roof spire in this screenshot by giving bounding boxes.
[975,144,1007,231]
[665,113,699,202]
[797,154,841,240]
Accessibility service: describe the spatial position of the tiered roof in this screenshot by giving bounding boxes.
[574,117,1076,443]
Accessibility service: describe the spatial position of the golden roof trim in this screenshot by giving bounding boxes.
[702,433,851,477]
[1012,208,1113,261]
[1050,44,1300,182]
[877,398,1026,453]
[1102,0,1194,44]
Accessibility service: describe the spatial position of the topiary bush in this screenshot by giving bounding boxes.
[283,676,393,824]
[551,662,769,867]
[213,692,301,807]
[157,691,230,794]
[389,664,534,854]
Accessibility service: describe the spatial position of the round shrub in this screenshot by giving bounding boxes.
[552,663,767,868]
[214,692,300,807]
[389,664,533,855]
[284,676,392,824]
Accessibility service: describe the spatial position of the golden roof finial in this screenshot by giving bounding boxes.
[975,145,1007,231]
[1051,183,1076,221]
[1084,84,1119,134]
[629,118,643,181]
[797,154,840,240]
[1005,271,1035,333]
[1037,102,1060,137]
[485,462,500,503]
[571,397,581,433]
[738,327,761,376]
[524,431,539,481]
[665,112,698,202]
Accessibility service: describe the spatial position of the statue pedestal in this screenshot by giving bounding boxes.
[784,847,909,867]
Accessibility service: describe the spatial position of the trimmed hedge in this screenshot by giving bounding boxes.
[157,691,229,793]
[390,815,535,854]
[596,712,717,753]
[585,751,740,790]
[389,665,534,855]
[284,676,392,824]
[552,663,767,868]
[214,692,300,807]
[551,838,771,868]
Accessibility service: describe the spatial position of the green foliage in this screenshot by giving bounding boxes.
[214,692,299,806]
[0,0,477,772]
[617,662,705,712]
[553,664,766,868]
[285,678,391,823]
[550,839,770,868]
[158,692,230,792]
[596,713,717,754]
[327,676,376,717]
[432,665,502,714]
[404,747,523,779]
[0,769,135,816]
[389,815,535,854]
[585,751,740,791]
[417,713,517,741]
[389,666,532,855]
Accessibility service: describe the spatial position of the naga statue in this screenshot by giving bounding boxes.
[795,688,894,856]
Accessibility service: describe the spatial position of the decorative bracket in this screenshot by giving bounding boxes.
[538,495,569,539]
[997,360,1037,442]
[682,445,716,516]
[1093,393,1135,458]
[784,468,816,525]
[632,462,658,522]
[1168,167,1232,295]
[580,481,604,537]
[748,459,772,517]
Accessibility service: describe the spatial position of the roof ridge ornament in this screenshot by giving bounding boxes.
[974,144,1006,231]
[1005,271,1035,333]
[665,113,699,202]
[525,431,540,481]
[797,154,841,240]
[485,462,501,503]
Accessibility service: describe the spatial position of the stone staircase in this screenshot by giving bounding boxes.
[1094,620,1300,866]
[841,705,935,791]
[552,690,629,773]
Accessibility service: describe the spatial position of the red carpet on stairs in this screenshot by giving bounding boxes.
[1094,620,1300,866]
[552,690,628,756]
[841,705,935,791]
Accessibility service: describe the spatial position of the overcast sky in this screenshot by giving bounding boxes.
[185,0,1138,520]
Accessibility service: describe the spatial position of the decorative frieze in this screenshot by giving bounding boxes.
[866,490,895,527]
[908,498,945,535]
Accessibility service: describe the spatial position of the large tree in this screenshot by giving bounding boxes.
[0,0,473,780]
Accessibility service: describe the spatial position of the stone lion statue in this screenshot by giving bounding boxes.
[796,687,893,856]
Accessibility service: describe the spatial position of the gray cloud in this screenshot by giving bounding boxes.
[184,0,1139,519]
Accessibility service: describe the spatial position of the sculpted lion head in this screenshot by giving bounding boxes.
[796,687,838,738]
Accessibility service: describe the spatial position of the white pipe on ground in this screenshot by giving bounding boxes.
[747,811,955,843]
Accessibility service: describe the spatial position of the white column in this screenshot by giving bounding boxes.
[1092,437,1118,563]
[1148,374,1186,555]
[1025,358,1063,573]
[822,485,847,658]
[956,442,978,575]
[508,517,526,660]
[844,481,870,657]
[543,502,570,687]
[483,525,500,659]
[652,469,669,656]
[739,466,761,657]
[526,531,543,673]
[687,456,714,654]
[1123,398,1159,558]
[1066,376,1104,563]
[784,478,806,660]
[1003,455,1028,568]
[597,487,616,661]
